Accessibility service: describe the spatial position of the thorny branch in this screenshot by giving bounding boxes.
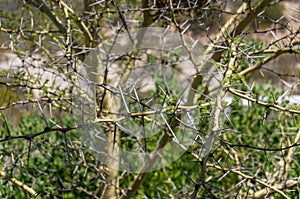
[0,0,299,198]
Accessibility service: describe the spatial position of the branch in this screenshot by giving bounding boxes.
[0,27,60,34]
[50,0,93,44]
[250,179,299,198]
[26,0,67,34]
[189,0,274,101]
[239,47,299,76]
[0,170,38,197]
[141,0,153,27]
[0,98,71,111]
[224,141,300,151]
[191,40,237,198]
[0,126,76,143]
[26,0,82,58]
[228,87,300,114]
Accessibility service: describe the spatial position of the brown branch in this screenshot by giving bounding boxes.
[141,0,154,27]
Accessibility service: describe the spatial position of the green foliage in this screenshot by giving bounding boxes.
[0,114,105,198]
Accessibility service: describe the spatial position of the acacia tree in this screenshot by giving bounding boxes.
[0,0,299,198]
